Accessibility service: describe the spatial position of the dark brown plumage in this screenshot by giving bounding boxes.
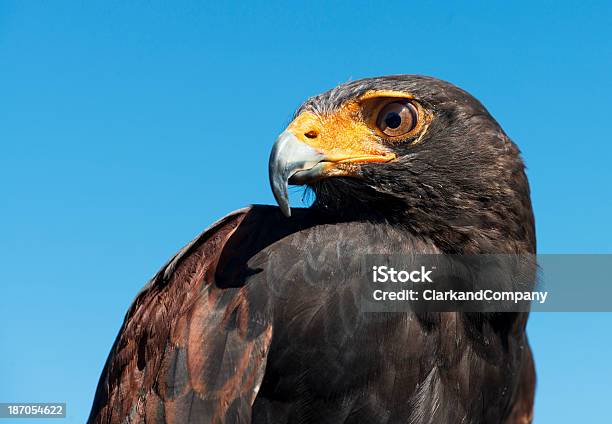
[89,75,536,424]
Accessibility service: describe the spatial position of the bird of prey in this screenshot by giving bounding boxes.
[89,75,536,424]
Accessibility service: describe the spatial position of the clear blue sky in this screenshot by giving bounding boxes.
[1,1,611,422]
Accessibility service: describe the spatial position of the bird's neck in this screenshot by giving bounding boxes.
[310,184,535,255]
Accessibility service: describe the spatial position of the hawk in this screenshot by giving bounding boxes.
[89,75,536,423]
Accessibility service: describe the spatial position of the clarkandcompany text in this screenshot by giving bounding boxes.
[371,289,548,304]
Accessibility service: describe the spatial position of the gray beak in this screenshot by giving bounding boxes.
[268,131,326,217]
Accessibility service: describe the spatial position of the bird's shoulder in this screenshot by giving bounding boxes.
[88,205,294,423]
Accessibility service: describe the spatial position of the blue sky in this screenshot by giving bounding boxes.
[1,1,611,422]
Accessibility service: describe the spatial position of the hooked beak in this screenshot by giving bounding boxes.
[268,131,396,217]
[268,131,325,217]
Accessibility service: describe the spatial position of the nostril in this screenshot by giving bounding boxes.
[304,130,318,139]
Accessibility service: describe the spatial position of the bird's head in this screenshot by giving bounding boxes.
[269,75,535,253]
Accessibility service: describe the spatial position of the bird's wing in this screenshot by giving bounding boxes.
[88,206,274,424]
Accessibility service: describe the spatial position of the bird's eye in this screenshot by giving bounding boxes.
[376,101,418,137]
